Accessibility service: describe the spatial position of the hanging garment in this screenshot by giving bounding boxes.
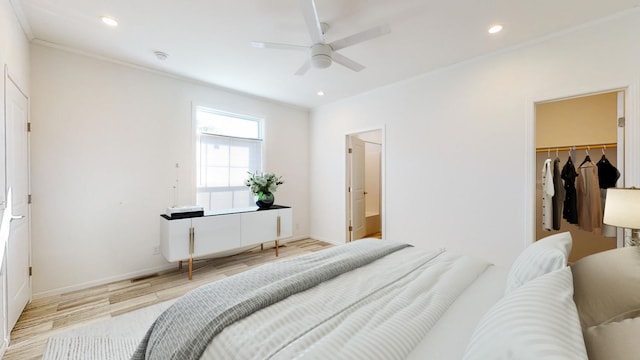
[541,158,554,231]
[561,157,579,224]
[597,155,620,188]
[576,159,602,234]
[552,157,566,230]
[597,154,621,237]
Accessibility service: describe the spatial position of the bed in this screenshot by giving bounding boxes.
[131,233,638,360]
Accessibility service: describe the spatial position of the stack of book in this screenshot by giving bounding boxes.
[165,205,205,219]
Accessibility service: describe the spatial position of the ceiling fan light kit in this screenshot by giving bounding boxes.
[311,44,332,69]
[251,0,391,75]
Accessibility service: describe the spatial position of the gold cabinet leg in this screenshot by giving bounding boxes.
[188,258,193,280]
[275,240,279,257]
[178,260,183,270]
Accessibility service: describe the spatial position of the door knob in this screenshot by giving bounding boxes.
[10,215,24,222]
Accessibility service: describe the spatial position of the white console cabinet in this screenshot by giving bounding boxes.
[160,206,292,279]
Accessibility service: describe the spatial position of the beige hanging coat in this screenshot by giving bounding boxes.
[576,161,602,234]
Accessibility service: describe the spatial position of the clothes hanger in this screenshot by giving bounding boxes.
[564,150,574,168]
[600,145,608,162]
[580,147,591,166]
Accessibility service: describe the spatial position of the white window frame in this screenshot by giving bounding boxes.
[194,106,263,210]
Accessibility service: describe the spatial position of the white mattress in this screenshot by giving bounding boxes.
[407,263,508,359]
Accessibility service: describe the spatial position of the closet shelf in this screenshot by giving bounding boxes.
[535,142,617,153]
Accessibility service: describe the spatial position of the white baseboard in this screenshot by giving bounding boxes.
[32,235,313,299]
[32,263,177,299]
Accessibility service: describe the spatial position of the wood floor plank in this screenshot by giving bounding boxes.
[2,338,48,360]
[2,239,332,359]
[7,322,52,345]
[57,294,109,311]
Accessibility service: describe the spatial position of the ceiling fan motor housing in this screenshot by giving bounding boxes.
[311,43,332,68]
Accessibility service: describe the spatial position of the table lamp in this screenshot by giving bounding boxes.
[603,188,640,246]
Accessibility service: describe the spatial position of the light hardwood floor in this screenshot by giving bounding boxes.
[2,238,333,360]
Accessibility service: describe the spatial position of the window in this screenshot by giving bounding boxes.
[195,107,262,210]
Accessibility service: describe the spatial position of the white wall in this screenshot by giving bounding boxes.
[0,0,29,93]
[29,44,310,296]
[0,0,30,212]
[310,9,640,267]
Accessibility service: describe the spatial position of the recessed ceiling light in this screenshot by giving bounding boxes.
[488,24,503,34]
[317,91,325,96]
[101,16,118,27]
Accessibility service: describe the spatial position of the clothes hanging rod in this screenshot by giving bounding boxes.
[535,142,617,153]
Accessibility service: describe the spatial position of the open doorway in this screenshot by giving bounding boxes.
[535,90,625,263]
[346,129,383,242]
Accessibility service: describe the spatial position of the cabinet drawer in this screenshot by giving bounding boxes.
[192,215,241,255]
[241,211,278,246]
[160,218,191,262]
[277,208,293,239]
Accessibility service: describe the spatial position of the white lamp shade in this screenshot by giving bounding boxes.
[603,188,640,229]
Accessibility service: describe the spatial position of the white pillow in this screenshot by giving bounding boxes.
[463,267,587,360]
[504,231,572,294]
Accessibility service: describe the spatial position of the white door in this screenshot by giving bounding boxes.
[6,75,30,330]
[349,136,366,240]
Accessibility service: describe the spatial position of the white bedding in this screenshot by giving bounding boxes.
[407,264,508,359]
[202,246,497,359]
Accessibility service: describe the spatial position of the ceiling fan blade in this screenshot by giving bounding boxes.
[332,52,365,72]
[250,41,308,51]
[300,0,324,44]
[329,24,391,51]
[294,60,311,76]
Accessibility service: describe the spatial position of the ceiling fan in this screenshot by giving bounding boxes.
[251,0,391,75]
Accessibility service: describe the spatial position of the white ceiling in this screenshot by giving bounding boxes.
[15,0,640,108]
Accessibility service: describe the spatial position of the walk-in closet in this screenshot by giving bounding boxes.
[535,91,624,263]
